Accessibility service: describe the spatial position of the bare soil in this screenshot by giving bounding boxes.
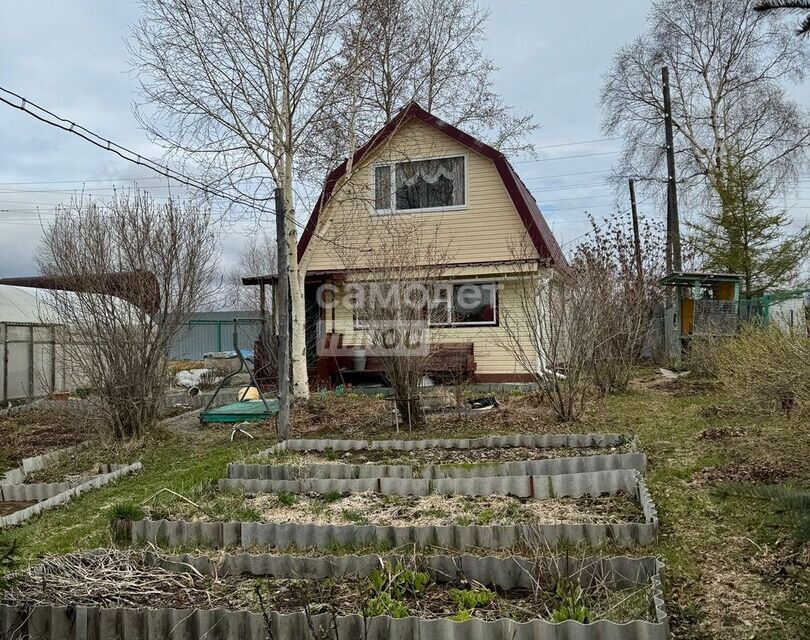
[0,501,37,517]
[285,392,563,440]
[0,406,96,474]
[150,490,645,527]
[271,443,629,468]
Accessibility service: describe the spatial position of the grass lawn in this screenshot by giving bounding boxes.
[1,378,808,639]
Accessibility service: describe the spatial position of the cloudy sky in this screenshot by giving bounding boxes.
[1,1,808,287]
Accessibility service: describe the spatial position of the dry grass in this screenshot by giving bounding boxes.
[713,324,809,416]
[286,391,562,440]
[1,549,656,623]
[0,406,99,473]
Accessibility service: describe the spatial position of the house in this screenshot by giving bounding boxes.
[244,103,568,384]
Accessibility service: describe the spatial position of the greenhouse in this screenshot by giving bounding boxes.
[0,284,83,403]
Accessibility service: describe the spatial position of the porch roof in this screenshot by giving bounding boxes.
[242,258,545,286]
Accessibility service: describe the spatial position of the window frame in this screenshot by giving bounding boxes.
[371,153,468,215]
[351,280,499,330]
[429,280,499,328]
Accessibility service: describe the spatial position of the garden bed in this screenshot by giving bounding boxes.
[0,550,668,639]
[0,406,97,474]
[233,434,646,480]
[0,501,36,517]
[131,469,657,549]
[221,467,647,499]
[147,489,645,527]
[0,462,142,528]
[258,443,631,466]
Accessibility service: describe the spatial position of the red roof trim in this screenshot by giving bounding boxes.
[298,103,568,270]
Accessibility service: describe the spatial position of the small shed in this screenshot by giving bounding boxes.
[660,272,743,338]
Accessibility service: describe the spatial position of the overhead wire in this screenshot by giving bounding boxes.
[0,86,364,250]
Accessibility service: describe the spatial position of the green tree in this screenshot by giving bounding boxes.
[755,1,810,36]
[688,160,810,297]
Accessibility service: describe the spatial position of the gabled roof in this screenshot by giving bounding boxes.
[298,102,568,270]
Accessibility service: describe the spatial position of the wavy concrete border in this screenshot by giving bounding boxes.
[0,464,134,502]
[0,462,142,528]
[0,552,668,640]
[230,451,647,481]
[132,471,658,549]
[0,442,90,486]
[219,467,642,499]
[236,434,644,481]
[261,433,633,454]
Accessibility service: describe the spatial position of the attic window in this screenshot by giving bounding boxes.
[374,156,466,213]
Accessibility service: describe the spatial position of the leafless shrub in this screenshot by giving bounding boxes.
[36,192,217,440]
[340,219,451,430]
[713,323,810,415]
[572,215,664,394]
[500,215,663,421]
[499,243,600,422]
[683,318,731,377]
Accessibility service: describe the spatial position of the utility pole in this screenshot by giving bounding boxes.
[628,178,643,282]
[662,66,682,272]
[275,187,291,440]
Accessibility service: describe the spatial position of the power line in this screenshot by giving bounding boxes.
[531,137,620,150]
[0,175,170,187]
[0,85,357,251]
[513,150,620,164]
[556,193,660,249]
[521,169,612,181]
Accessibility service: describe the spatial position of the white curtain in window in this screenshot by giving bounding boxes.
[396,156,464,208]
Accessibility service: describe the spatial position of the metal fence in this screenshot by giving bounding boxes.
[0,323,85,402]
[168,312,264,360]
[766,290,810,335]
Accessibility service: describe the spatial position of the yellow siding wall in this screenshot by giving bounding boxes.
[326,279,539,376]
[303,119,537,271]
[304,117,548,376]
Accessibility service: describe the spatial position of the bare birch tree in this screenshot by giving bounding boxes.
[602,0,810,202]
[36,193,217,440]
[131,0,369,400]
[305,0,538,175]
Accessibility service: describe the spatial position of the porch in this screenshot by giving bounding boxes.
[239,272,480,387]
[315,332,476,386]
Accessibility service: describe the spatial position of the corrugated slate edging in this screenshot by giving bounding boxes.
[0,442,90,486]
[0,465,135,502]
[281,433,634,451]
[0,552,669,640]
[230,451,647,481]
[233,434,645,481]
[132,470,658,549]
[0,463,142,528]
[219,467,642,499]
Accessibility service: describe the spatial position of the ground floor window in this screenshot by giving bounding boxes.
[349,281,498,329]
[430,282,497,327]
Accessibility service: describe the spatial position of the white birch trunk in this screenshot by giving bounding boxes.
[284,163,310,400]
